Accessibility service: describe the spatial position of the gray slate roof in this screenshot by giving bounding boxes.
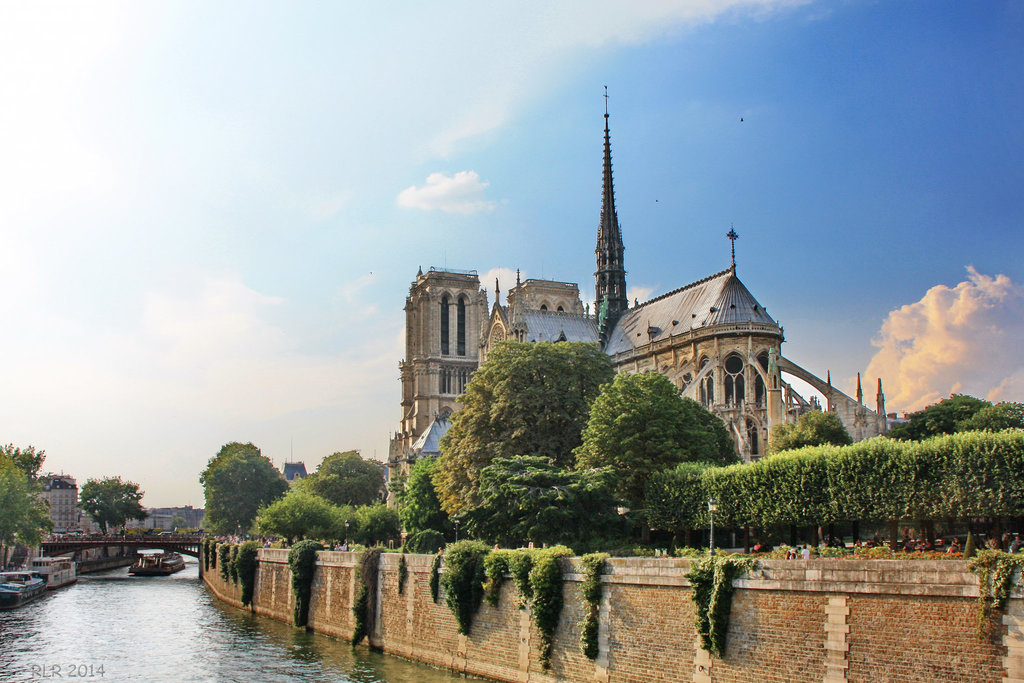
[522,310,600,344]
[604,268,778,355]
[411,415,451,456]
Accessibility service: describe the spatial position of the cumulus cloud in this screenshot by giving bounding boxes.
[481,267,522,301]
[629,285,656,305]
[397,171,496,214]
[864,267,1024,412]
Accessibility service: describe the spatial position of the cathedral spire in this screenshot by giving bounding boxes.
[856,372,863,404]
[595,87,627,341]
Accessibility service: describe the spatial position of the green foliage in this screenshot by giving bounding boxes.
[209,539,217,568]
[466,456,623,548]
[78,477,147,533]
[528,545,573,670]
[200,442,289,535]
[301,451,385,507]
[236,541,260,607]
[441,540,490,635]
[255,489,341,543]
[288,540,323,627]
[429,552,442,603]
[435,341,614,516]
[688,556,757,657]
[0,444,46,480]
[229,544,240,584]
[217,543,232,582]
[397,554,408,595]
[768,410,852,454]
[964,531,976,559]
[968,550,1024,639]
[352,548,382,645]
[398,456,452,538]
[0,457,51,562]
[406,529,446,554]
[508,551,535,609]
[645,431,1024,533]
[579,553,608,660]
[353,503,401,547]
[888,394,991,441]
[959,402,1024,432]
[483,550,513,607]
[577,373,738,511]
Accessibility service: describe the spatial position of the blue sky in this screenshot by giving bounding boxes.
[2,1,1022,506]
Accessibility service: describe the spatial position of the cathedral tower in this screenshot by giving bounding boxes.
[595,92,628,341]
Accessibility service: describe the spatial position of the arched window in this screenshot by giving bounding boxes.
[440,295,450,355]
[755,352,768,406]
[540,304,548,311]
[699,358,713,406]
[747,419,759,456]
[724,354,744,405]
[456,296,466,356]
[557,305,564,312]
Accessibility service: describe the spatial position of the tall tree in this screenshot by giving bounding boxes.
[575,372,738,511]
[0,444,46,480]
[0,457,52,567]
[300,450,385,507]
[398,456,452,538]
[255,490,341,543]
[200,442,288,535]
[353,503,401,546]
[887,394,991,441]
[435,341,614,515]
[957,401,1024,432]
[768,410,853,454]
[78,477,147,533]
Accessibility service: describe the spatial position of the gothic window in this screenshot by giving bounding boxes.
[699,358,713,406]
[457,296,466,356]
[724,354,744,406]
[755,374,766,407]
[440,295,450,355]
[747,419,759,456]
[557,305,564,312]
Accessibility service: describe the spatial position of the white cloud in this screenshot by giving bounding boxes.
[864,267,1024,412]
[481,267,523,302]
[397,171,496,214]
[629,285,656,305]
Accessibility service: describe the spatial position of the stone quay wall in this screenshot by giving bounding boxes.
[201,550,1024,683]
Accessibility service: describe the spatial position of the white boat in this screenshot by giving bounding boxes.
[29,556,78,589]
[0,571,47,609]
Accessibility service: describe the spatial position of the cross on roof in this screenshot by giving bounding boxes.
[727,226,739,267]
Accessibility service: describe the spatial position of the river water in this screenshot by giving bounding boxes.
[0,560,470,682]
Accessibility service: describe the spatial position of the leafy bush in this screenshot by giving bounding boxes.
[288,540,323,627]
[217,543,232,582]
[236,541,261,607]
[689,555,757,657]
[528,545,573,669]
[406,529,446,555]
[579,553,608,660]
[440,541,490,635]
[352,548,381,645]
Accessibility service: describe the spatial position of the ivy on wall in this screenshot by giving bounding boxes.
[217,543,232,582]
[288,540,324,627]
[397,554,408,595]
[968,550,1024,639]
[528,546,573,670]
[352,548,382,645]
[230,544,240,584]
[440,541,490,635]
[483,550,513,607]
[688,555,757,658]
[507,551,534,609]
[579,553,608,660]
[429,552,442,603]
[236,541,260,607]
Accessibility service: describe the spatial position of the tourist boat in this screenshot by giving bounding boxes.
[29,556,78,589]
[129,551,186,576]
[0,571,47,609]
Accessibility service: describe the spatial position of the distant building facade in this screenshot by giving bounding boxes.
[283,462,308,484]
[39,474,82,533]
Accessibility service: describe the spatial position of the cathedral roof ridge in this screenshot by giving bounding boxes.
[633,266,735,309]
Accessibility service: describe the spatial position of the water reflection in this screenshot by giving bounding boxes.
[0,560,470,683]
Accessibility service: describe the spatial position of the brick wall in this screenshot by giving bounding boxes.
[202,548,1023,683]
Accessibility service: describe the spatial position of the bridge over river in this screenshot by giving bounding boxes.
[41,534,204,558]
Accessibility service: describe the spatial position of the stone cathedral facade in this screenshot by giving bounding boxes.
[388,109,887,483]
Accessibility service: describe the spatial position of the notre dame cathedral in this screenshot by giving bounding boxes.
[388,106,887,483]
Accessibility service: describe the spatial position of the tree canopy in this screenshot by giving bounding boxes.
[887,394,992,441]
[200,442,289,534]
[0,444,45,480]
[398,456,452,538]
[353,502,401,546]
[78,477,147,533]
[435,341,614,515]
[300,450,385,507]
[768,410,853,454]
[0,457,52,565]
[575,372,738,510]
[465,455,623,549]
[255,490,341,543]
[958,401,1024,432]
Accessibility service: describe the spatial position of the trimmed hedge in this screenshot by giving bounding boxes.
[647,431,1024,533]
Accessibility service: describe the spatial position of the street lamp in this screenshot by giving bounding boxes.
[453,518,460,543]
[708,498,718,557]
[344,521,350,547]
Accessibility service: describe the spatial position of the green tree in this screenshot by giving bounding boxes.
[0,444,46,480]
[466,455,623,548]
[200,442,289,535]
[436,341,614,515]
[78,477,147,533]
[398,456,452,538]
[0,457,52,567]
[300,450,385,507]
[768,410,853,454]
[888,394,991,440]
[575,372,738,511]
[353,503,401,546]
[255,490,341,543]
[958,402,1024,432]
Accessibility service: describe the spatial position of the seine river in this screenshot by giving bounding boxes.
[0,560,469,683]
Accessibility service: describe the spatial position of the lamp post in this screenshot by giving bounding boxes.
[454,518,460,543]
[708,498,718,557]
[344,521,349,547]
